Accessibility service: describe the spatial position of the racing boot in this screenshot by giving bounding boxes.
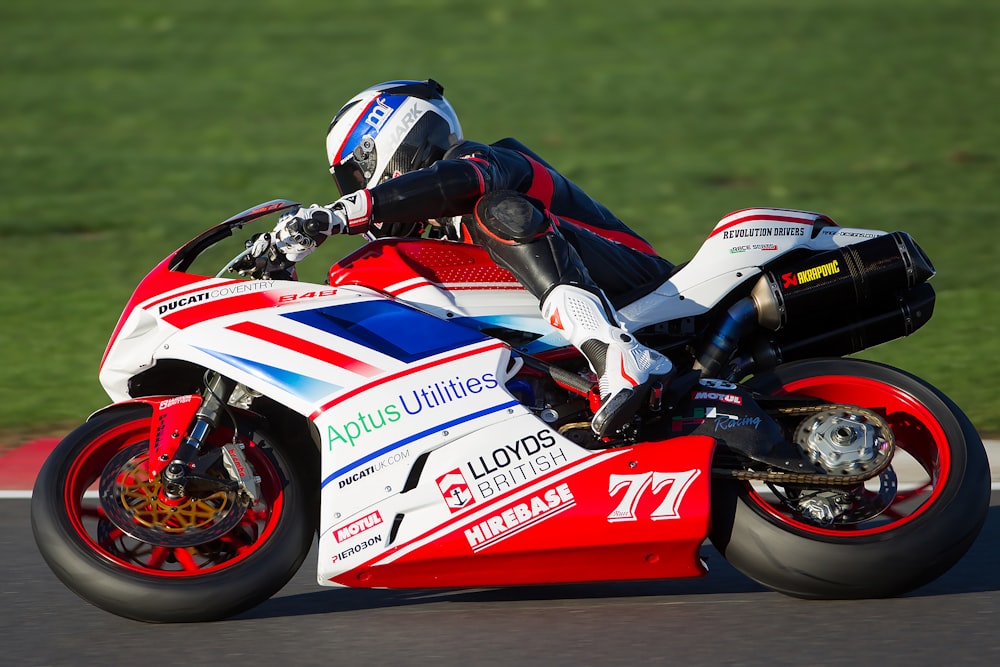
[541,284,673,437]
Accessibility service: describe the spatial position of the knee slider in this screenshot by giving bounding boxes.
[474,191,551,243]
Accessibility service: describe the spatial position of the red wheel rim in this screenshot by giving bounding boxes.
[62,417,285,576]
[745,374,951,537]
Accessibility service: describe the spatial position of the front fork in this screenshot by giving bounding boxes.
[147,373,259,502]
[159,373,233,497]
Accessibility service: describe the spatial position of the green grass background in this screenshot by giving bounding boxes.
[1,0,997,441]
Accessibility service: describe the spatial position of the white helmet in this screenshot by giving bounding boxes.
[326,79,463,196]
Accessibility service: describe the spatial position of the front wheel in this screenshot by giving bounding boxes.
[31,404,318,622]
[710,358,990,599]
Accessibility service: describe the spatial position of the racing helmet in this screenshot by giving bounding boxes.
[326,79,463,196]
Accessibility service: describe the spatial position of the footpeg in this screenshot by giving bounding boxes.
[648,380,664,412]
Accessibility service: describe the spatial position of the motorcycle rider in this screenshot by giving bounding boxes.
[268,79,675,438]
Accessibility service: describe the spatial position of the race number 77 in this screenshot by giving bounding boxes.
[607,470,701,522]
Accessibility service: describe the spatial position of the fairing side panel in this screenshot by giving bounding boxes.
[314,339,523,531]
[319,435,716,587]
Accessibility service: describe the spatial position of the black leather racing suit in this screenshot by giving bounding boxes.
[366,138,673,309]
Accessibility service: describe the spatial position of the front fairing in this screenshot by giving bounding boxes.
[99,207,570,404]
[100,199,302,399]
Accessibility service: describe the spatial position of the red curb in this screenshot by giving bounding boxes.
[0,438,60,492]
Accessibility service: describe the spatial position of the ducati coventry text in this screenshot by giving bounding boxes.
[327,372,499,449]
[156,281,274,315]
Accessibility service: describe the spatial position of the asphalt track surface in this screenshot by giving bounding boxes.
[2,443,998,666]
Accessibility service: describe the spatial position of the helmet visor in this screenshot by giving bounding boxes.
[330,159,367,196]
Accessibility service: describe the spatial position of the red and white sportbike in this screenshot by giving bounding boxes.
[32,200,990,622]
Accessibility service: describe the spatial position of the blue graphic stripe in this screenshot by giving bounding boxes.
[283,300,487,364]
[448,314,568,355]
[321,399,520,489]
[195,347,341,402]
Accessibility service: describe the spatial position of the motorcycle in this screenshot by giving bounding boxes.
[31,200,991,622]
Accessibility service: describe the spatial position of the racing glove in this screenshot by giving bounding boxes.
[271,191,374,262]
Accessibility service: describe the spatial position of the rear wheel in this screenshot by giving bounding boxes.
[31,404,317,622]
[710,358,990,598]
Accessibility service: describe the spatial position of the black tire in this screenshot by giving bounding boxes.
[31,404,318,622]
[710,358,990,599]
